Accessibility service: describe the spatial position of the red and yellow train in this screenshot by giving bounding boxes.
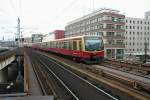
[26,35,104,64]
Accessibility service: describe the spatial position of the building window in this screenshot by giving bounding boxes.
[106,24,114,29]
[130,20,132,23]
[130,26,132,29]
[99,24,103,29]
[140,43,142,45]
[116,25,123,30]
[116,40,124,45]
[137,21,139,24]
[106,32,115,36]
[112,17,115,22]
[97,32,103,36]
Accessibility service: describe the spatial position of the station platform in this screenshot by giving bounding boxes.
[93,65,150,85]
[25,54,43,95]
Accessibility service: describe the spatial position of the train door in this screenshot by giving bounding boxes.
[73,41,77,50]
[78,40,82,51]
[68,40,72,50]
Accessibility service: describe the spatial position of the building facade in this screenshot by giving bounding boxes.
[65,8,125,59]
[42,30,65,42]
[31,34,43,43]
[125,11,150,60]
[23,37,32,44]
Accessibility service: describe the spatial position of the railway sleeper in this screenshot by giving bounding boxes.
[98,70,105,76]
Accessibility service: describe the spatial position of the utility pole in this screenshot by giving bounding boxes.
[17,18,21,47]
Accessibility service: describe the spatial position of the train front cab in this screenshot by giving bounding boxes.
[72,36,104,64]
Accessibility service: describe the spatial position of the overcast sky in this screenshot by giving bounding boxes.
[0,0,150,40]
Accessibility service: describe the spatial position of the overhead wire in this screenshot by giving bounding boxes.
[53,0,79,21]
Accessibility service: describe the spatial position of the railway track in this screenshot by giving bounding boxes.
[28,52,78,100]
[101,60,150,79]
[32,49,150,100]
[27,49,118,100]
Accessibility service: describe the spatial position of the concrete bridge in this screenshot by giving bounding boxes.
[0,50,16,82]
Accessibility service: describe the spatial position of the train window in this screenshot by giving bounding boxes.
[46,42,48,47]
[73,41,77,50]
[58,42,61,48]
[53,42,55,48]
[61,42,64,48]
[50,42,52,48]
[56,42,59,48]
[48,42,50,48]
[54,42,56,48]
[84,37,103,51]
[64,41,69,49]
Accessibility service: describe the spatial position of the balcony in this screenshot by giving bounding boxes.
[99,29,125,32]
[104,44,125,48]
[100,20,125,25]
[103,35,125,40]
[101,12,125,18]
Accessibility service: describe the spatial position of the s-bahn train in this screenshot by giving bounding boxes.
[27,35,104,64]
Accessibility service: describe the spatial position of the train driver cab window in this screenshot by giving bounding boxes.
[73,41,77,50]
[84,37,103,51]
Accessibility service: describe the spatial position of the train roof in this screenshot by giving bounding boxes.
[29,35,101,44]
[54,35,100,41]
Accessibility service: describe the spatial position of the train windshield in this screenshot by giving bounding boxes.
[84,37,103,51]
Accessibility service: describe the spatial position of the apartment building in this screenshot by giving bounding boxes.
[65,8,125,59]
[125,11,150,60]
[31,34,43,43]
